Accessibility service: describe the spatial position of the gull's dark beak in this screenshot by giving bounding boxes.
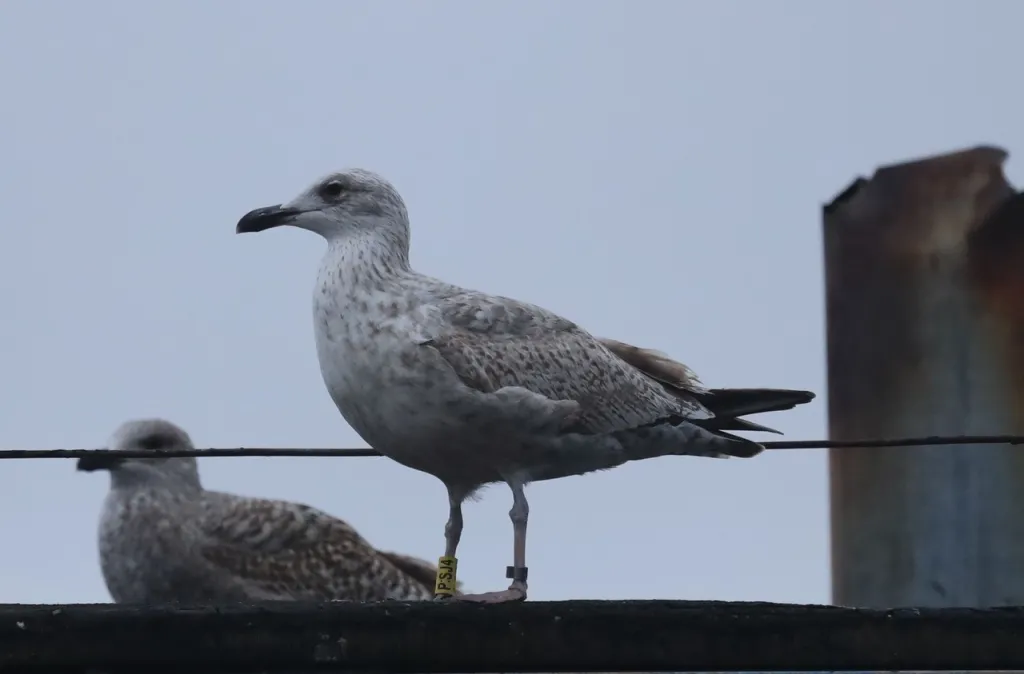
[235,204,303,234]
[76,453,125,472]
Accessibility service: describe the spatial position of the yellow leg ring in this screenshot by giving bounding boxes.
[434,555,458,598]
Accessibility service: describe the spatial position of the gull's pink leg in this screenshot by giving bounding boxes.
[456,479,529,604]
[434,487,466,600]
[444,500,464,557]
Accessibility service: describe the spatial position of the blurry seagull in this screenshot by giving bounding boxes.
[78,418,447,603]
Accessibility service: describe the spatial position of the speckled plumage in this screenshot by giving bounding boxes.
[80,419,443,604]
[235,168,816,602]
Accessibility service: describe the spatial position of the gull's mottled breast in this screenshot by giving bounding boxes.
[98,487,197,603]
[311,246,462,462]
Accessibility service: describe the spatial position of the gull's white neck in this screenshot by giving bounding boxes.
[322,225,413,293]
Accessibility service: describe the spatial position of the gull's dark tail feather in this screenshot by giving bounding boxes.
[596,338,815,439]
[695,388,816,435]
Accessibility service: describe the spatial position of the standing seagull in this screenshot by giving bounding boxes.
[78,418,446,603]
[236,169,815,603]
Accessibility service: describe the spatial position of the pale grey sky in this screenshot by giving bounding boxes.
[0,0,1020,605]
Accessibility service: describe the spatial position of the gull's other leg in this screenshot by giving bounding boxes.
[434,485,466,600]
[456,477,529,604]
[507,478,530,595]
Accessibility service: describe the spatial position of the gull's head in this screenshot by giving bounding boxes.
[235,168,409,242]
[77,418,202,492]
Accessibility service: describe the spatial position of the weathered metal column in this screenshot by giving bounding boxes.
[826,145,1024,607]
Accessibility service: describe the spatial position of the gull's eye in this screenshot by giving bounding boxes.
[319,180,345,200]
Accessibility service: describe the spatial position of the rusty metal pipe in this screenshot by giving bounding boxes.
[825,145,1024,607]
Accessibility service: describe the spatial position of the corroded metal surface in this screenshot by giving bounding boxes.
[825,145,1024,607]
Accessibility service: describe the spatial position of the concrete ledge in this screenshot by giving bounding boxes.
[3,599,1024,672]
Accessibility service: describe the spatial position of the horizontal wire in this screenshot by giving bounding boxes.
[2,434,1024,460]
